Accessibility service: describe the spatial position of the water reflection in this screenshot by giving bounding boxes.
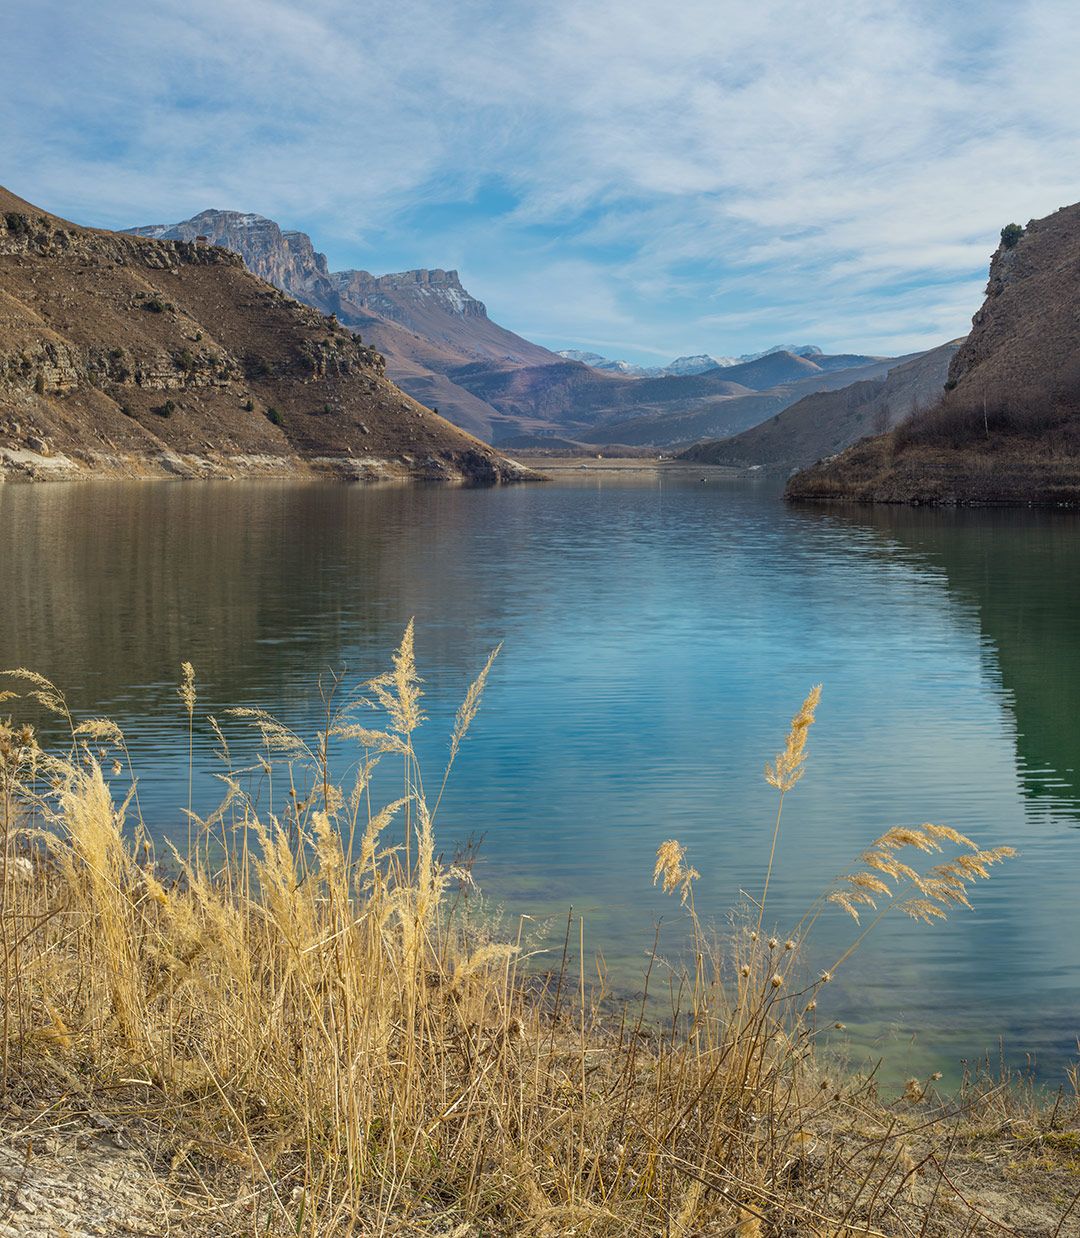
[812,504,1080,826]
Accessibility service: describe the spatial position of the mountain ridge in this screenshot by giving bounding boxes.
[126,209,892,448]
[127,211,560,439]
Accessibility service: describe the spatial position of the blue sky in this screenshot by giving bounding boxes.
[4,0,1080,364]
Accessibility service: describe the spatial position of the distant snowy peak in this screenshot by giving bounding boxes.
[663,354,735,375]
[747,344,822,361]
[557,345,824,377]
[556,350,649,375]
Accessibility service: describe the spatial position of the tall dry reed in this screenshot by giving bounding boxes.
[0,633,1070,1237]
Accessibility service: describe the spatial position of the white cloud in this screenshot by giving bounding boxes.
[3,0,1080,360]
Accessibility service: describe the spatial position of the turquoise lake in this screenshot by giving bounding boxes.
[2,475,1078,1087]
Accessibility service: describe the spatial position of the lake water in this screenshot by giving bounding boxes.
[2,475,1078,1087]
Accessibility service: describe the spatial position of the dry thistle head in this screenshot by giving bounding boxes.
[764,684,822,792]
[652,839,699,905]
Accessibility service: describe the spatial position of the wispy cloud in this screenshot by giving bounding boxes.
[4,0,1080,361]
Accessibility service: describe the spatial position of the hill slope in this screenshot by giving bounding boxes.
[682,342,960,470]
[788,202,1080,505]
[0,188,530,482]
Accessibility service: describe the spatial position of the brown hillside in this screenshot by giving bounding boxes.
[788,202,1080,505]
[0,186,532,482]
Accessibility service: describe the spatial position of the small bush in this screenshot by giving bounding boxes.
[1000,222,1024,249]
[3,211,31,236]
[156,399,176,418]
[243,398,254,413]
[34,373,45,395]
[143,297,166,314]
[266,407,284,427]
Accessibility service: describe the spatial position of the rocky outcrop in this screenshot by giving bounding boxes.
[128,210,336,303]
[0,186,535,484]
[331,268,488,322]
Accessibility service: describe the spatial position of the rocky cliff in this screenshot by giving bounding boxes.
[0,187,533,483]
[787,201,1080,506]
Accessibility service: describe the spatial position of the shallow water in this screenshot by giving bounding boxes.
[2,476,1078,1085]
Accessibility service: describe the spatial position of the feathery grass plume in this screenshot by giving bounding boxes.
[764,684,821,792]
[73,718,125,746]
[449,644,501,766]
[828,823,1016,925]
[1,669,73,753]
[177,662,197,717]
[653,838,699,905]
[758,685,822,934]
[370,619,425,738]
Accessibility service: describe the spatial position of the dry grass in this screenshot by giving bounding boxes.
[0,633,1077,1236]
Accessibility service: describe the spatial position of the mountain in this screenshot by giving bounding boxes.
[571,352,895,447]
[788,202,1080,505]
[555,350,738,377]
[460,349,894,449]
[126,210,888,449]
[681,342,961,471]
[555,350,655,376]
[553,345,826,378]
[0,187,530,483]
[127,211,562,440]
